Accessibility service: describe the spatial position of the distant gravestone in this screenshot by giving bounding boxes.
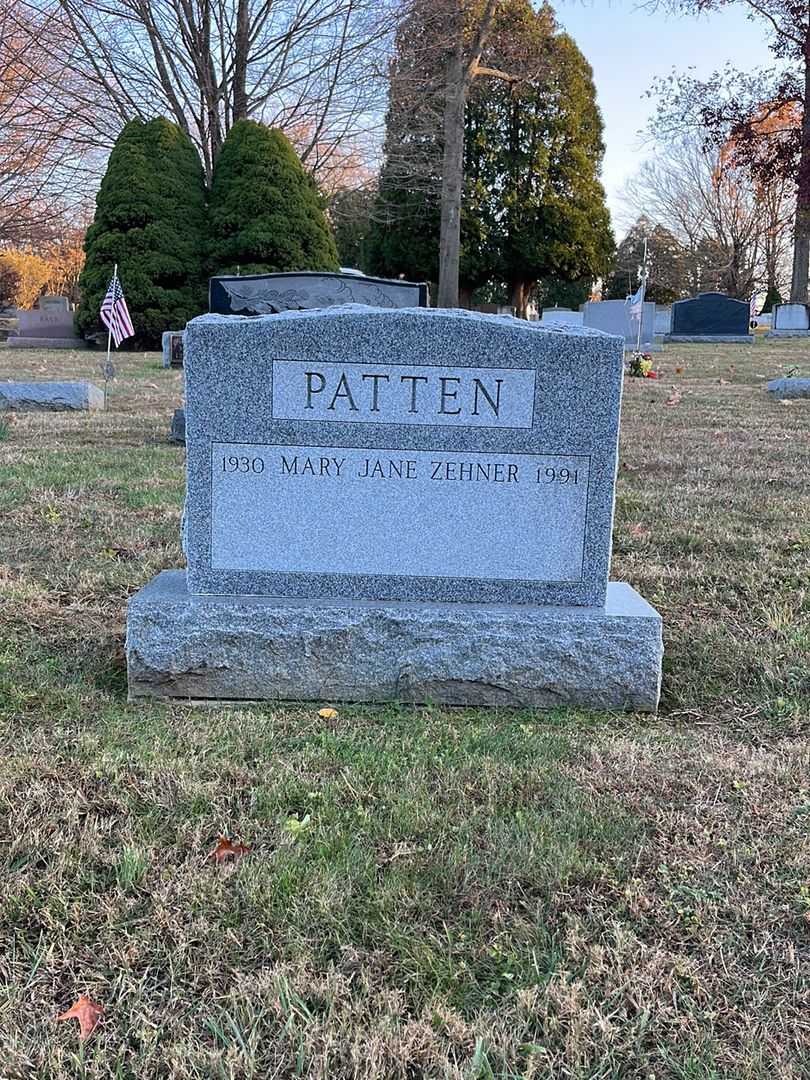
[766,377,810,399]
[38,294,70,312]
[766,303,810,337]
[654,306,672,336]
[162,331,185,368]
[582,300,658,351]
[539,308,583,328]
[127,306,663,710]
[209,271,428,316]
[9,295,85,349]
[169,407,186,443]
[667,293,752,342]
[0,381,104,410]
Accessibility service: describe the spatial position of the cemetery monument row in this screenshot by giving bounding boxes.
[127,305,663,710]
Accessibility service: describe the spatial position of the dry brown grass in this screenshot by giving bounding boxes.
[0,338,808,1078]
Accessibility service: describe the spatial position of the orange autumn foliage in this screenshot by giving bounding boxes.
[208,837,251,863]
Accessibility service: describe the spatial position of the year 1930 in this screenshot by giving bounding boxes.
[222,455,265,474]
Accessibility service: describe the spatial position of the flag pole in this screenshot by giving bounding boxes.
[104,263,116,411]
[636,237,648,353]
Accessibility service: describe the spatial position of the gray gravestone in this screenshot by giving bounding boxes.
[9,296,85,349]
[162,330,185,368]
[766,377,810,399]
[766,303,810,337]
[127,306,663,709]
[0,382,104,410]
[38,294,70,312]
[210,271,428,316]
[667,292,752,342]
[539,308,583,327]
[582,300,658,351]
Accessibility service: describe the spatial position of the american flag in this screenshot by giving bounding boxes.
[100,270,134,347]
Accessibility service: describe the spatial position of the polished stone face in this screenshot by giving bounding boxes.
[183,306,624,606]
[670,292,750,336]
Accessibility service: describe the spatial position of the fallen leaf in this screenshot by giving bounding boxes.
[665,391,682,407]
[630,523,649,538]
[56,996,103,1041]
[208,837,250,863]
[675,366,684,375]
[318,707,339,720]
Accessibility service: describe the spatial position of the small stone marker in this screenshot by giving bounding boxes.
[582,300,658,352]
[766,377,810,399]
[162,330,186,368]
[667,292,752,342]
[0,382,104,410]
[765,303,810,337]
[127,306,663,709]
[209,271,428,316]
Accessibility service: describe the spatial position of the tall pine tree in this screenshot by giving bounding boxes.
[207,120,339,276]
[76,118,207,345]
[367,0,614,315]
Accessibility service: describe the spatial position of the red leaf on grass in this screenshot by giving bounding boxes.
[209,837,250,864]
[56,996,103,1041]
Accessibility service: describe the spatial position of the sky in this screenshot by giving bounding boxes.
[553,0,775,235]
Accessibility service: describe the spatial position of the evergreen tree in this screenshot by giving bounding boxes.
[208,120,339,276]
[605,217,689,304]
[367,0,613,315]
[760,283,782,313]
[76,118,207,345]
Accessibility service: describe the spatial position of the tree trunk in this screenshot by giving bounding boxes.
[790,30,810,302]
[458,284,474,308]
[438,41,466,308]
[510,280,525,317]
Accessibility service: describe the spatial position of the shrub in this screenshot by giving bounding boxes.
[76,118,207,346]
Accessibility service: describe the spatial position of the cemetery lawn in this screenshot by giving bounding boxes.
[0,341,808,1080]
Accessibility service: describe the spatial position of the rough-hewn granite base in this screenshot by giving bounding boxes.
[767,377,810,399]
[0,381,104,410]
[664,334,753,344]
[7,336,87,349]
[126,571,663,711]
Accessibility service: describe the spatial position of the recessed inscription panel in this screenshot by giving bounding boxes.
[212,442,589,583]
[271,360,536,428]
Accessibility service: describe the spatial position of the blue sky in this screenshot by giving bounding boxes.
[554,0,774,234]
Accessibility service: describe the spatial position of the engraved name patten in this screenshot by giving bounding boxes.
[270,359,537,429]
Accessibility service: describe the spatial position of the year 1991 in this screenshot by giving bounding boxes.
[536,466,578,484]
[222,455,265,474]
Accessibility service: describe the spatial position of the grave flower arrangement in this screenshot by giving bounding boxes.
[628,352,657,378]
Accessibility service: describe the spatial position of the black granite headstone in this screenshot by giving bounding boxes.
[670,292,750,337]
[209,271,428,316]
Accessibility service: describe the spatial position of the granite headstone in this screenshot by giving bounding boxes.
[9,295,85,349]
[766,377,810,399]
[668,292,752,342]
[582,300,657,352]
[210,271,428,316]
[539,308,584,327]
[127,306,663,709]
[0,381,104,410]
[162,330,186,368]
[766,303,810,337]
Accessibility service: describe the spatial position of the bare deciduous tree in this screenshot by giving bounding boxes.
[21,0,391,183]
[621,134,794,298]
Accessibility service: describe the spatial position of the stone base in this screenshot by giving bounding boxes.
[665,334,753,344]
[764,330,810,338]
[126,571,663,711]
[767,377,810,399]
[7,336,87,349]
